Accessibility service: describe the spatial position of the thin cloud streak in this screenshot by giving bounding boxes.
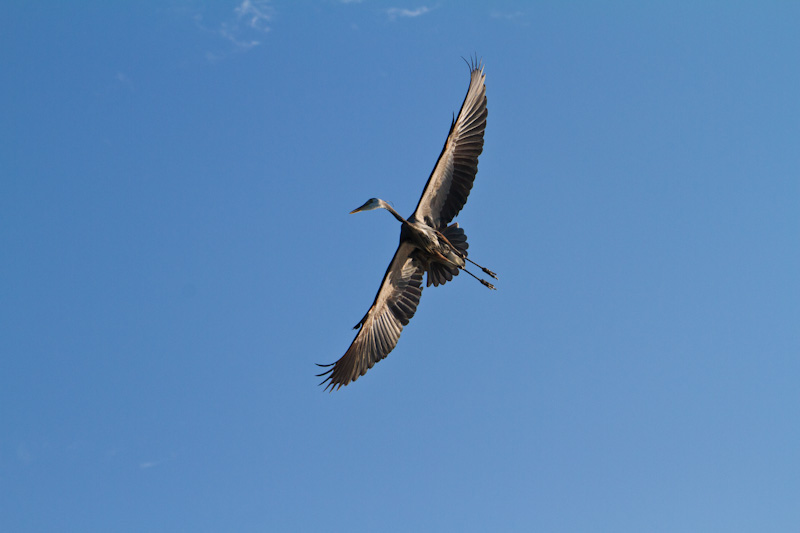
[386,6,430,19]
[191,0,273,59]
[235,0,273,31]
[138,453,176,469]
[490,10,528,25]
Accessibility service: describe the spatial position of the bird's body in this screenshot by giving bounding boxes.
[402,211,465,274]
[318,59,495,391]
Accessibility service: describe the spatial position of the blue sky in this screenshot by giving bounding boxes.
[2,1,799,531]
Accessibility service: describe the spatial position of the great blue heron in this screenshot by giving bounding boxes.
[318,59,496,391]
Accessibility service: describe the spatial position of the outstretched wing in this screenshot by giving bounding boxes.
[318,242,424,391]
[412,59,488,229]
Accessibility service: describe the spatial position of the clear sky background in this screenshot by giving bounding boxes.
[2,2,799,531]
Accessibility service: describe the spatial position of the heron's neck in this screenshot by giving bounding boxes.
[382,204,407,224]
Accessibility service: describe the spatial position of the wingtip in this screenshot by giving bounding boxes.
[319,377,345,392]
[317,364,352,392]
[316,364,334,378]
[461,53,484,75]
[317,373,336,392]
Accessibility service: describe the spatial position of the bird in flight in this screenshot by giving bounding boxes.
[318,58,495,391]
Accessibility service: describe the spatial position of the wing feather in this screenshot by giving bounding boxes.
[318,242,424,391]
[411,60,488,228]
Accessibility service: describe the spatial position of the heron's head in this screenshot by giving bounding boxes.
[350,198,386,214]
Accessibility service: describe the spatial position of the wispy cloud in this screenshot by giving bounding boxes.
[193,0,274,59]
[386,6,430,19]
[138,453,176,470]
[235,0,273,32]
[114,72,135,91]
[217,22,261,49]
[490,10,528,26]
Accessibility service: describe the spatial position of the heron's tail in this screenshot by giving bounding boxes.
[426,223,469,287]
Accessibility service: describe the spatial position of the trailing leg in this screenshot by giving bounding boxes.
[465,257,497,279]
[461,266,496,290]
